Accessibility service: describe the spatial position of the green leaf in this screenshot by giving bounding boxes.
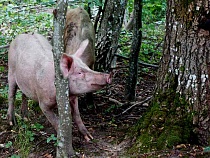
[47,134,57,143]
[0,66,5,72]
[180,66,185,72]
[204,146,210,153]
[5,141,12,148]
[31,123,44,131]
[11,155,21,158]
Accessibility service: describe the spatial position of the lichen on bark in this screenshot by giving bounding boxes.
[52,0,75,157]
[95,0,127,71]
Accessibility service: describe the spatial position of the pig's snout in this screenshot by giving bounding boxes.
[106,73,112,84]
[102,72,112,84]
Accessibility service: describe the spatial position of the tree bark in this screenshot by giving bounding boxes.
[156,0,210,146]
[52,1,75,157]
[125,0,142,101]
[124,10,134,31]
[94,0,102,33]
[131,0,210,153]
[95,0,127,71]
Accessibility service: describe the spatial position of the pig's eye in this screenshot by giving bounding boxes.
[77,69,85,76]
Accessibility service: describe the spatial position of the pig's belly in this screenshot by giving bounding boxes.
[15,76,39,102]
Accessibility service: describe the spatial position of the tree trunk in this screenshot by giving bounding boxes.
[94,0,102,33]
[124,10,134,31]
[95,0,127,71]
[52,1,75,157]
[131,0,210,153]
[125,0,142,101]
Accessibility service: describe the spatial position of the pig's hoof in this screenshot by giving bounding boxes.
[7,115,13,126]
[9,121,13,126]
[7,114,16,126]
[84,134,93,142]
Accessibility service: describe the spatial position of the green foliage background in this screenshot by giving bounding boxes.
[0,0,54,48]
[120,0,166,64]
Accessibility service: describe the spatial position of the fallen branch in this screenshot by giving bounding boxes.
[115,96,152,117]
[0,131,12,137]
[0,44,9,49]
[109,98,123,106]
[114,53,159,69]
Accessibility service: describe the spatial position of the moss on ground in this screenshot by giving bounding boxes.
[129,89,195,154]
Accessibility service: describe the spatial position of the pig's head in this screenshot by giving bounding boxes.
[60,39,111,95]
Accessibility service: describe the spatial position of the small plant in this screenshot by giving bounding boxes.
[0,86,8,98]
[0,86,22,100]
[47,134,58,146]
[5,141,13,148]
[31,123,44,131]
[10,155,21,158]
[0,66,5,72]
[105,104,119,113]
[13,119,38,158]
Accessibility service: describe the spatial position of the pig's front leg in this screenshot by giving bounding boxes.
[70,96,93,141]
[39,102,58,131]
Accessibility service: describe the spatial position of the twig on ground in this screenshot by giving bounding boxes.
[0,131,12,137]
[0,44,9,49]
[110,66,128,70]
[108,98,123,106]
[115,96,152,117]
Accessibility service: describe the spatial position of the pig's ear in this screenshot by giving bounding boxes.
[60,54,73,79]
[74,39,89,57]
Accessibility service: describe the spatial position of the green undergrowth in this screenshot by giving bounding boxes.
[11,119,44,158]
[3,97,43,157]
[0,95,7,105]
[0,0,54,47]
[128,89,195,154]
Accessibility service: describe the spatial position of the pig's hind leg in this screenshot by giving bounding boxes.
[70,96,93,141]
[21,93,28,120]
[7,72,18,126]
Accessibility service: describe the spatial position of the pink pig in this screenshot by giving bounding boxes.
[7,33,111,141]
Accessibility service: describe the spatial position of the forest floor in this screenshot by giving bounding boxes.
[0,52,209,157]
[0,53,156,157]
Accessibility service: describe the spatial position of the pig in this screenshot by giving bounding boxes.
[64,7,97,112]
[64,7,95,69]
[7,33,111,141]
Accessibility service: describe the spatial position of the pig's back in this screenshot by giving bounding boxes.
[15,33,52,56]
[9,33,56,103]
[64,7,95,68]
[11,33,52,62]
